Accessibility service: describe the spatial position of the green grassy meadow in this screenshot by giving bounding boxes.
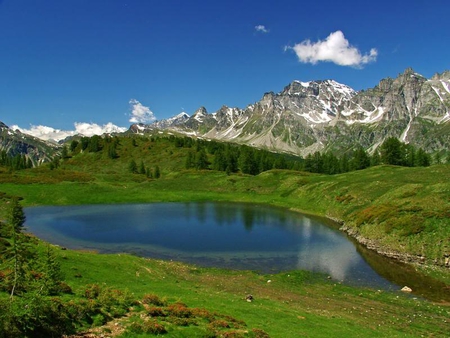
[1,135,449,337]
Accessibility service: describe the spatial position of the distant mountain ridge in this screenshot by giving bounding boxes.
[1,68,449,163]
[0,122,59,165]
[133,68,450,156]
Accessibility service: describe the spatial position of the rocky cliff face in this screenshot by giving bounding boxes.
[134,68,450,156]
[0,122,58,165]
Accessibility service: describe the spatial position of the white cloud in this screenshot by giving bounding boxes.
[12,122,127,142]
[286,30,377,68]
[73,122,127,136]
[255,25,269,33]
[129,99,156,124]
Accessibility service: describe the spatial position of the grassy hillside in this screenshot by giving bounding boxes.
[1,134,449,337]
[1,135,448,269]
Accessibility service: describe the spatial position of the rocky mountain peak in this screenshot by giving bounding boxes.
[431,70,450,81]
[282,79,355,101]
[192,107,208,121]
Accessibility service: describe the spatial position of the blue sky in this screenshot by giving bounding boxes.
[1,0,449,140]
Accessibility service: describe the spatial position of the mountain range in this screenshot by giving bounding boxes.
[0,122,59,165]
[132,68,450,156]
[1,68,449,164]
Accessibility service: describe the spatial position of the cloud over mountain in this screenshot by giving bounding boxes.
[129,99,156,124]
[286,30,377,68]
[12,122,127,142]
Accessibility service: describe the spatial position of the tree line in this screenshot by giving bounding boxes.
[302,137,436,175]
[180,136,442,175]
[0,151,33,171]
[181,138,300,175]
[61,135,449,176]
[2,134,447,175]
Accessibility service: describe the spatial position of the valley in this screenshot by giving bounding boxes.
[1,133,449,337]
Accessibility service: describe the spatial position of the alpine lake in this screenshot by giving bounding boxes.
[24,202,449,302]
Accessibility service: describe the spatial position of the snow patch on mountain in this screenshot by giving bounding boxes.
[440,80,450,94]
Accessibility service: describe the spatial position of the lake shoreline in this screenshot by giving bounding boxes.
[327,216,450,273]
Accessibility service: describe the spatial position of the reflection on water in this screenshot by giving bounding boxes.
[24,202,449,301]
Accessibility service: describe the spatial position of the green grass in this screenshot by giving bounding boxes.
[1,162,449,268]
[1,136,450,337]
[55,246,449,337]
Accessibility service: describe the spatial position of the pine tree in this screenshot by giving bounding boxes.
[212,149,226,171]
[70,140,79,152]
[185,151,195,169]
[146,167,152,178]
[351,147,370,170]
[403,144,416,167]
[370,151,381,166]
[139,160,146,175]
[40,245,62,295]
[88,135,102,152]
[108,143,118,159]
[322,152,340,174]
[195,149,209,170]
[225,146,238,173]
[239,147,258,175]
[61,145,69,159]
[3,198,31,298]
[416,148,431,166]
[380,137,404,165]
[153,165,161,179]
[8,198,25,234]
[128,159,138,173]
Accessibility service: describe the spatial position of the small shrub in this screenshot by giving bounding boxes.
[355,204,397,226]
[384,214,426,236]
[129,319,167,334]
[84,284,101,299]
[209,319,230,329]
[91,313,106,327]
[147,306,166,317]
[191,307,215,321]
[142,293,166,306]
[221,331,247,338]
[57,281,73,294]
[168,317,194,326]
[335,194,354,204]
[251,328,271,337]
[167,302,192,318]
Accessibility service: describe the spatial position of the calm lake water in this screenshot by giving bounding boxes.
[24,202,449,301]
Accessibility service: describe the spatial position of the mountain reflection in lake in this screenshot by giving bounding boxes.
[25,202,447,299]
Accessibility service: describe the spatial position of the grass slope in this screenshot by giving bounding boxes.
[1,135,449,337]
[56,248,449,337]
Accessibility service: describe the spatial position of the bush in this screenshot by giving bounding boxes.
[167,302,192,318]
[355,204,397,226]
[128,319,167,334]
[142,293,166,306]
[84,283,101,299]
[57,281,73,294]
[147,306,166,317]
[251,328,271,337]
[384,214,426,236]
[0,294,77,338]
